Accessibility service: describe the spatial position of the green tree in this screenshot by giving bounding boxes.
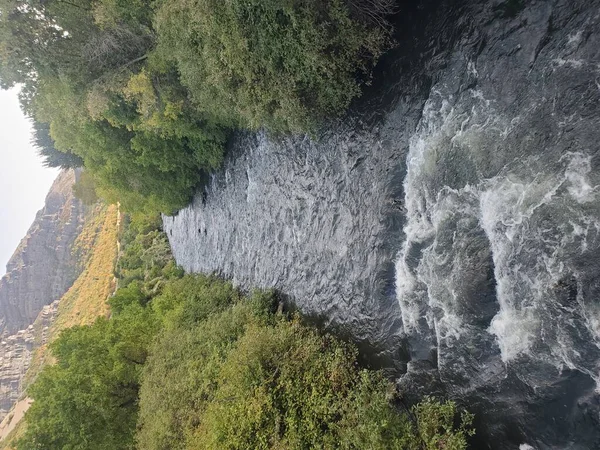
[32,77,223,213]
[32,121,83,169]
[16,212,178,450]
[153,0,391,133]
[72,171,99,204]
[17,305,158,450]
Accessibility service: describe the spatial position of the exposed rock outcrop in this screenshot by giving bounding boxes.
[0,169,85,419]
[0,169,85,335]
[0,301,57,418]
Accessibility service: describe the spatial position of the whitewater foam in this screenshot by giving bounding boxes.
[396,80,600,384]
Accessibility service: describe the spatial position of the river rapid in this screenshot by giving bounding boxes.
[164,0,600,447]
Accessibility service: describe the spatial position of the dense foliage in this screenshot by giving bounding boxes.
[139,307,411,450]
[15,214,172,450]
[31,121,83,170]
[154,0,389,133]
[0,0,392,212]
[16,216,475,450]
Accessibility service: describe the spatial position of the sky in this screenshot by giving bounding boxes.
[0,88,59,276]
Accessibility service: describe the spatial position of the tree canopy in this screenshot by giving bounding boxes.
[1,0,393,213]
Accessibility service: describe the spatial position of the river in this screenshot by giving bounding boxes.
[164,0,600,447]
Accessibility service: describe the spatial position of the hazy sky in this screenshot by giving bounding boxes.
[0,88,59,276]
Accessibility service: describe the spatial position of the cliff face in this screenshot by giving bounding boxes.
[0,170,85,335]
[0,301,57,420]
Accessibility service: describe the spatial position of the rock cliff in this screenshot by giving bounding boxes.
[0,301,57,419]
[0,169,85,419]
[0,170,85,335]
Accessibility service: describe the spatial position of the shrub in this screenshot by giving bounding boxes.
[16,307,158,450]
[138,299,473,450]
[115,215,183,289]
[154,0,391,133]
[186,320,414,449]
[411,398,475,450]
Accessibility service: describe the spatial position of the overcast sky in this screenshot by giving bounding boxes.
[0,88,59,276]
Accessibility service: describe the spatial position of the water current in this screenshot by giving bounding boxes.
[165,0,600,447]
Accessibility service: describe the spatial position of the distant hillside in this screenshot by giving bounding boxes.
[0,170,85,335]
[0,169,86,420]
[0,203,120,447]
[0,168,121,442]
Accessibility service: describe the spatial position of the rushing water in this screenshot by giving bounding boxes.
[165,0,600,447]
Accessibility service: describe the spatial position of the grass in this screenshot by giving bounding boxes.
[26,203,120,386]
[52,203,120,333]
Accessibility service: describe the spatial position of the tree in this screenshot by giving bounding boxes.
[32,76,224,213]
[0,0,97,90]
[32,121,83,169]
[17,303,158,450]
[153,0,391,132]
[72,170,99,204]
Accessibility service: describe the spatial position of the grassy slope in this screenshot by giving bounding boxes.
[0,203,120,449]
[52,203,120,332]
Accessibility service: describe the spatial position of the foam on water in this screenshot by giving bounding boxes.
[481,153,600,369]
[396,88,500,344]
[564,152,597,203]
[396,80,600,385]
[519,444,536,450]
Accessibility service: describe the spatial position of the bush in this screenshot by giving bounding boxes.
[412,398,475,450]
[154,0,390,133]
[16,307,158,450]
[19,271,474,450]
[186,320,414,450]
[72,171,100,205]
[136,301,264,450]
[115,215,183,289]
[138,297,473,450]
